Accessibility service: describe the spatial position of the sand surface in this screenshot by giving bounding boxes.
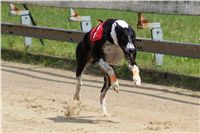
[1,61,200,132]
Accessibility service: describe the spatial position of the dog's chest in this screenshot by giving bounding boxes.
[102,42,124,65]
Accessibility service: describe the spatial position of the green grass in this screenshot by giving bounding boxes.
[1,3,200,77]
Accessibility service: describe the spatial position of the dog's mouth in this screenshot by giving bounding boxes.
[124,52,133,59]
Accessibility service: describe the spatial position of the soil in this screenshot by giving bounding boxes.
[1,61,200,132]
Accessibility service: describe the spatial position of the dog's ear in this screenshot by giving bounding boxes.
[128,26,136,39]
[98,19,103,23]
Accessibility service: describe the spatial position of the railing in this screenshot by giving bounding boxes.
[6,1,200,15]
[2,22,200,59]
[1,1,200,59]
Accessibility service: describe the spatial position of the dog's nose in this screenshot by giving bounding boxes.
[129,48,135,53]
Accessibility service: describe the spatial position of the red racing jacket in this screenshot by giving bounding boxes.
[90,21,105,45]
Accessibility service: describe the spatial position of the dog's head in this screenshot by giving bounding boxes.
[110,20,136,60]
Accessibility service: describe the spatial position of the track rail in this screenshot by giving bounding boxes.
[2,22,200,58]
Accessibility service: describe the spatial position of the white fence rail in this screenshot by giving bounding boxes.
[5,1,200,15]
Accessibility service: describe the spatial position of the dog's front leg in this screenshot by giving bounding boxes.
[128,64,141,86]
[126,52,141,86]
[100,75,111,117]
[98,58,119,92]
[100,89,110,117]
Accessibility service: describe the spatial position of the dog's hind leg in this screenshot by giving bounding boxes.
[74,40,90,101]
[74,74,82,101]
[100,74,111,117]
[74,61,90,101]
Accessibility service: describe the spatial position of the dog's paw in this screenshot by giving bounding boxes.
[74,93,81,101]
[102,112,111,117]
[128,65,141,86]
[111,80,119,93]
[133,75,141,86]
[131,65,141,86]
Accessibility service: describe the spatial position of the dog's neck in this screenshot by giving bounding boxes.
[110,20,129,46]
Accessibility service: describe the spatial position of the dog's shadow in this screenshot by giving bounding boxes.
[47,115,119,124]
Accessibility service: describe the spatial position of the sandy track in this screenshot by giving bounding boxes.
[1,61,200,132]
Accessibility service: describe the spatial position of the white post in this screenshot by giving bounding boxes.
[149,23,164,66]
[80,16,92,32]
[137,13,164,67]
[21,13,32,47]
[69,8,92,32]
[9,4,32,47]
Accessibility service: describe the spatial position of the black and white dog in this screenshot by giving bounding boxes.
[74,19,141,116]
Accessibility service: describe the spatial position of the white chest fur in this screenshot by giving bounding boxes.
[102,42,124,65]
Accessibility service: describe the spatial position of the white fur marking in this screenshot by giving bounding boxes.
[115,20,129,28]
[126,42,135,50]
[111,23,118,45]
[128,64,141,86]
[110,20,129,46]
[112,80,119,93]
[132,65,139,73]
[74,75,82,101]
[101,97,108,115]
[74,63,91,101]
[132,65,141,86]
[100,90,110,117]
